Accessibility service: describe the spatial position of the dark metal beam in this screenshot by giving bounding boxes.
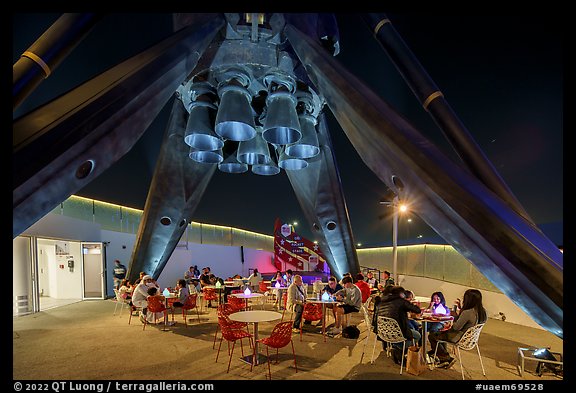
[285,23,563,338]
[127,97,216,282]
[360,13,533,224]
[13,16,224,238]
[13,13,104,110]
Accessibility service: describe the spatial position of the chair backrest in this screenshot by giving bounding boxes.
[376,316,406,344]
[217,303,234,316]
[146,296,166,312]
[183,293,198,309]
[259,281,269,292]
[361,305,372,329]
[231,289,243,294]
[265,321,293,348]
[114,288,122,301]
[203,288,218,300]
[302,303,322,321]
[228,296,246,311]
[456,323,485,351]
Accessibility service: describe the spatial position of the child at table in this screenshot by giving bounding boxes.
[426,291,450,333]
[145,287,173,325]
[172,279,189,308]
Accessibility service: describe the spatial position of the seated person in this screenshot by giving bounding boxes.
[426,291,450,333]
[145,287,174,325]
[323,276,343,317]
[372,285,421,362]
[354,273,372,303]
[329,276,362,336]
[428,289,487,368]
[118,279,132,300]
[365,272,379,288]
[404,290,422,345]
[171,279,190,308]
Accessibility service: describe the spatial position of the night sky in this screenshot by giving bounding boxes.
[13,13,563,247]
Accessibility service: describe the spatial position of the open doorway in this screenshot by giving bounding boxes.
[82,242,105,299]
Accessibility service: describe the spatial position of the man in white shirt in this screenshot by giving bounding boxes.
[287,274,307,333]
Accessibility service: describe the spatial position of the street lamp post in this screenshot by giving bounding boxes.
[391,195,399,282]
[380,192,403,283]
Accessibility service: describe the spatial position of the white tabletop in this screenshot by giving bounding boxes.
[306,299,339,304]
[229,310,282,323]
[203,285,224,290]
[269,286,289,289]
[230,293,264,299]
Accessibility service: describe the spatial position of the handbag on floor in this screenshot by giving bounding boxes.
[406,345,426,375]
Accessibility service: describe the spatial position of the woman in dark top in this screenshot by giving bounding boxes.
[429,289,487,368]
[372,286,422,352]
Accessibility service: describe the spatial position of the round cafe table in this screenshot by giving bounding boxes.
[229,310,282,365]
[230,292,264,309]
[306,298,340,341]
[410,313,454,369]
[160,294,178,331]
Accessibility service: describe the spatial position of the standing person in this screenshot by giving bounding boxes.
[287,274,307,333]
[372,285,422,363]
[285,269,294,286]
[112,260,127,290]
[365,272,379,288]
[428,289,487,368]
[329,276,362,336]
[270,270,285,305]
[247,268,262,291]
[382,271,395,288]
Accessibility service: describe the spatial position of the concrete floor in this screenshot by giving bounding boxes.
[13,298,564,383]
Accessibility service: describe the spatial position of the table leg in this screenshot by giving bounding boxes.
[423,321,434,370]
[161,299,170,331]
[322,303,327,342]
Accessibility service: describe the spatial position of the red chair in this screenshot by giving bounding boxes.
[213,304,250,349]
[280,292,291,321]
[143,296,168,330]
[258,281,269,293]
[181,293,201,326]
[300,302,323,342]
[257,321,298,380]
[215,316,254,373]
[203,288,218,308]
[228,295,248,312]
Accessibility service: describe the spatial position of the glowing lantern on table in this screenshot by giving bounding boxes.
[275,281,280,289]
[163,288,170,297]
[244,287,251,296]
[215,281,221,288]
[322,292,330,301]
[435,304,447,315]
[283,274,287,280]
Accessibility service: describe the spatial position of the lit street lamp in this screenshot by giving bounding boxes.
[380,191,407,282]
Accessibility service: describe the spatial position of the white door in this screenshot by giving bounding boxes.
[81,242,105,299]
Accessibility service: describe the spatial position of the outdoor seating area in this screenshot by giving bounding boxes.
[13,297,563,382]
